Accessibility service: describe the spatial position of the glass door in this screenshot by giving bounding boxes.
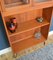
[4,0,29,8]
[1,0,30,12]
[33,0,52,3]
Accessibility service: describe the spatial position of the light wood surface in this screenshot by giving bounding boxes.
[12,35,45,53]
[8,19,49,37]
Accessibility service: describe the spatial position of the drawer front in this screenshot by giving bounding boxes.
[10,29,35,43]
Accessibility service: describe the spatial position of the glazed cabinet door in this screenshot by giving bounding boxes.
[0,0,31,12]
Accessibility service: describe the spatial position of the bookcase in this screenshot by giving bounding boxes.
[0,0,53,54]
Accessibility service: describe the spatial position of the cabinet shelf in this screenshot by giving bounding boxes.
[11,35,32,44]
[8,19,49,37]
[12,35,45,53]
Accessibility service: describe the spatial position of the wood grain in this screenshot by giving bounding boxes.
[12,35,45,53]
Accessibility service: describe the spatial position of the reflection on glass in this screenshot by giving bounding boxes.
[4,0,29,8]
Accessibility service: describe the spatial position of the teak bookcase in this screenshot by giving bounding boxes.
[0,0,53,54]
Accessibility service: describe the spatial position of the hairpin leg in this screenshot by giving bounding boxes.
[13,53,17,58]
[44,41,45,45]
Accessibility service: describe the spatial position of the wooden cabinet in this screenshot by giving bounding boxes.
[0,0,53,54]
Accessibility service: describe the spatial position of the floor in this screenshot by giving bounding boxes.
[0,34,53,60]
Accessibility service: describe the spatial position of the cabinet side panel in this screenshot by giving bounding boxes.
[42,7,52,22]
[41,25,50,39]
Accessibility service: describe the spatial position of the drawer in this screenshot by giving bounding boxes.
[10,29,35,43]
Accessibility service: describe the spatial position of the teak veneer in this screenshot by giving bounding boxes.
[0,0,53,54]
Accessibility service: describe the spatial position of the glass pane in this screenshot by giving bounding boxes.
[4,0,29,8]
[34,0,51,3]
